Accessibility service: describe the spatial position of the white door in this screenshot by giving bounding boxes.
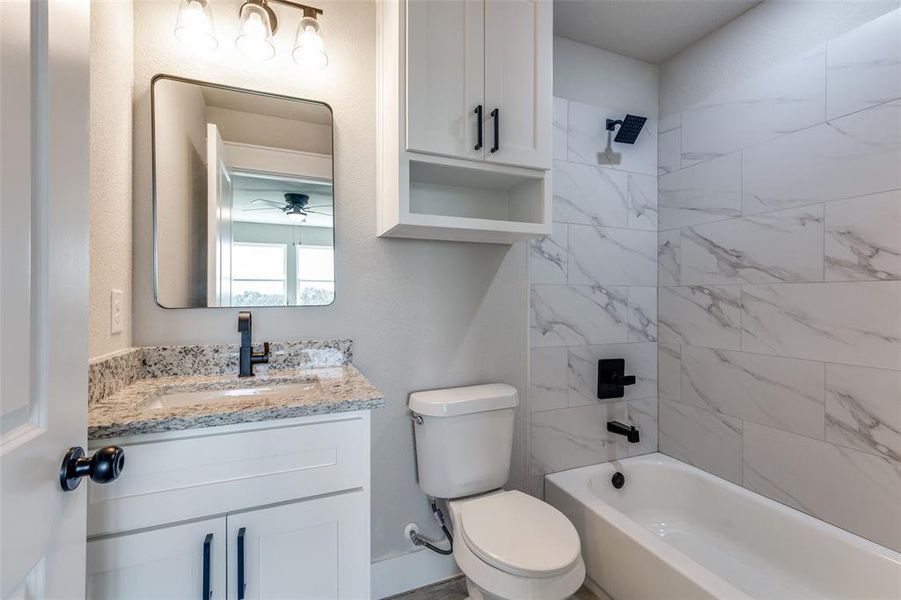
[484,0,552,170]
[207,123,234,307]
[86,518,227,600]
[406,0,485,161]
[1,0,91,597]
[227,492,368,600]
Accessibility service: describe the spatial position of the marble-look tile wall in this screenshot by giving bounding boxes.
[530,95,659,497]
[656,9,901,552]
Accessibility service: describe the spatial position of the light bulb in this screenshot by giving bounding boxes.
[236,4,275,61]
[175,0,218,51]
[292,16,328,70]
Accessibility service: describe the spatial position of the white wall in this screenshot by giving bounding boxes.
[90,0,134,358]
[529,38,659,496]
[660,0,898,117]
[130,0,528,564]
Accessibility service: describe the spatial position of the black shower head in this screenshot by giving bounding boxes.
[606,114,648,144]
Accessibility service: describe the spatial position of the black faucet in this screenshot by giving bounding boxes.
[237,311,270,377]
[607,421,640,444]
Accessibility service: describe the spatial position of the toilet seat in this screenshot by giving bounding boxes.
[459,490,582,578]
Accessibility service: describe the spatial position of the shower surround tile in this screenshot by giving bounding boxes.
[657,113,681,175]
[658,285,742,350]
[530,223,568,285]
[657,230,681,286]
[740,282,901,370]
[627,286,657,342]
[658,152,742,230]
[628,173,658,230]
[628,397,658,457]
[743,421,901,553]
[742,99,901,215]
[659,398,743,485]
[680,205,825,285]
[825,190,901,281]
[530,402,628,476]
[567,342,657,406]
[530,285,629,347]
[826,9,901,120]
[681,46,826,163]
[681,346,825,439]
[658,342,682,402]
[530,347,569,413]
[567,100,657,176]
[826,363,901,462]
[568,225,657,287]
[554,97,568,160]
[553,160,629,227]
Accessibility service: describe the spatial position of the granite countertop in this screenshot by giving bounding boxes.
[88,364,384,440]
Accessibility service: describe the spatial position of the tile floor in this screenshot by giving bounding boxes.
[388,575,599,599]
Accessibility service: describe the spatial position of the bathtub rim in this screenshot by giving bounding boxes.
[545,452,901,599]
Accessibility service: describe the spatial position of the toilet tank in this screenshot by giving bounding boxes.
[409,383,518,499]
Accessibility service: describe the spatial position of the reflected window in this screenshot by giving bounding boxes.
[232,242,287,306]
[296,246,334,305]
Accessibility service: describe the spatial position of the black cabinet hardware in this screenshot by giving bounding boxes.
[59,446,124,491]
[202,533,212,600]
[237,527,246,600]
[490,108,499,153]
[474,105,483,150]
[597,358,636,400]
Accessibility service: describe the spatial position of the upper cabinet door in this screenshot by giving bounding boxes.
[484,0,552,170]
[406,0,485,160]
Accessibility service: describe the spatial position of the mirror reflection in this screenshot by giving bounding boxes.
[152,76,334,308]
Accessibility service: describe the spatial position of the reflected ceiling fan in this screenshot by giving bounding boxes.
[243,193,331,223]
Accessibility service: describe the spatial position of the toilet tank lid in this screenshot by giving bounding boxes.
[409,383,518,417]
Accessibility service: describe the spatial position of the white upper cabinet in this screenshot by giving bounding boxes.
[404,0,551,171]
[483,0,552,170]
[378,0,553,243]
[406,0,484,160]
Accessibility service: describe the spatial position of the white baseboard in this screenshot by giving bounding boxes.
[371,549,461,599]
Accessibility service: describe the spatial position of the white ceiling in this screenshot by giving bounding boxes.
[554,0,763,64]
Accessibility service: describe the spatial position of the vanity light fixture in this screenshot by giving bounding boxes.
[175,0,327,70]
[236,0,277,61]
[174,0,218,51]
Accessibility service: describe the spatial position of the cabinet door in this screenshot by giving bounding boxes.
[406,0,484,161]
[87,517,226,600]
[227,491,368,599]
[484,0,552,170]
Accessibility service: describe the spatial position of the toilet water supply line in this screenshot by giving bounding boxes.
[409,500,454,555]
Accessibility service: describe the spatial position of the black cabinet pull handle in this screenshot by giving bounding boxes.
[202,533,212,600]
[474,105,483,150]
[490,108,499,153]
[237,527,246,600]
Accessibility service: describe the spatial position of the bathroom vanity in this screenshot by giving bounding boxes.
[85,341,382,599]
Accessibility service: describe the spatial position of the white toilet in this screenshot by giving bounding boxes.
[409,384,586,600]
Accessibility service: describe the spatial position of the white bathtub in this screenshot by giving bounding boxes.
[546,453,901,599]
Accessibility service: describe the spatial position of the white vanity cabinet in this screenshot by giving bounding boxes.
[85,411,371,600]
[378,0,553,243]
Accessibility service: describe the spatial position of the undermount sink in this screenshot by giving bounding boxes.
[147,379,321,410]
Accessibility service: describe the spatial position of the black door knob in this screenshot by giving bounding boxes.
[59,445,125,491]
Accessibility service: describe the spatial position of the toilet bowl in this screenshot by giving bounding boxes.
[409,384,586,600]
[448,490,585,600]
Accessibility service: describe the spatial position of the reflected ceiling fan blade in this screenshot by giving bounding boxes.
[250,198,286,207]
[242,207,282,212]
[305,209,333,216]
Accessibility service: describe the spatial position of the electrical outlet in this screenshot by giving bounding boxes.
[110,289,124,334]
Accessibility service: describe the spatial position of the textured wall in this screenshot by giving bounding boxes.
[529,39,659,497]
[89,0,134,358]
[130,0,528,563]
[657,6,901,552]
